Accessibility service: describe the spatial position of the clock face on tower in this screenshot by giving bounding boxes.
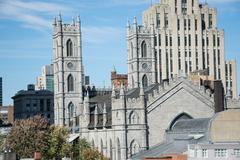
[67,62,74,69]
[142,63,148,70]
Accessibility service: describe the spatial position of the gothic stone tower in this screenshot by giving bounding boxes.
[127,17,156,89]
[53,15,84,133]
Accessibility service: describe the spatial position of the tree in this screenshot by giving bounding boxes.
[42,125,71,159]
[6,116,49,158]
[0,134,6,152]
[81,148,108,160]
[71,138,108,160]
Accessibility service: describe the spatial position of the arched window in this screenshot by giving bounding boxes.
[141,41,147,57]
[142,75,148,88]
[130,42,133,59]
[67,74,74,92]
[169,113,193,130]
[130,140,139,156]
[91,139,95,148]
[110,139,113,159]
[68,102,74,118]
[100,139,103,154]
[117,138,121,160]
[132,76,135,88]
[67,39,73,56]
[129,111,139,124]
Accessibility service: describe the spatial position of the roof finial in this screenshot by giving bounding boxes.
[53,16,57,26]
[58,12,62,22]
[133,16,137,25]
[77,15,81,23]
[72,17,75,25]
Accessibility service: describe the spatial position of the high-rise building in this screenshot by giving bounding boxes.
[0,77,2,106]
[127,0,226,90]
[225,60,238,99]
[36,65,54,92]
[52,15,84,132]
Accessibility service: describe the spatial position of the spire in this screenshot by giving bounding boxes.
[120,83,125,96]
[77,15,81,24]
[103,103,107,114]
[58,12,62,22]
[103,103,107,127]
[140,83,145,96]
[72,17,75,25]
[112,66,116,73]
[53,16,57,26]
[127,19,130,28]
[85,90,90,102]
[111,84,116,98]
[133,16,137,25]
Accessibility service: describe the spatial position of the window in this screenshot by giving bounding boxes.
[141,41,147,57]
[215,149,227,158]
[67,74,74,92]
[170,36,172,46]
[202,149,208,158]
[68,102,74,118]
[117,138,121,160]
[209,14,213,28]
[40,99,44,111]
[130,140,139,156]
[217,37,220,46]
[142,75,148,88]
[66,39,73,56]
[207,37,209,46]
[166,36,168,46]
[184,19,187,30]
[188,19,191,30]
[189,35,191,46]
[178,36,180,46]
[130,43,133,59]
[234,149,240,157]
[47,99,51,111]
[157,13,160,27]
[213,35,216,46]
[195,19,197,30]
[164,13,168,28]
[129,111,139,124]
[178,19,180,30]
[195,35,198,46]
[184,36,187,46]
[159,34,161,46]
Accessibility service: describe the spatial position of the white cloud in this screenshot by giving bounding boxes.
[0,0,73,31]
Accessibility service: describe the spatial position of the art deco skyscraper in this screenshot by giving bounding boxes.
[127,0,226,90]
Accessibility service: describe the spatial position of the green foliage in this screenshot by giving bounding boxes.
[71,138,108,160]
[81,148,108,160]
[6,116,107,160]
[0,134,6,152]
[42,125,71,159]
[6,115,49,158]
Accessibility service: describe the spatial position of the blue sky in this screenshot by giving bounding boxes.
[0,0,239,105]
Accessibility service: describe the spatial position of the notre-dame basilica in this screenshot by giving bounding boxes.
[52,0,236,159]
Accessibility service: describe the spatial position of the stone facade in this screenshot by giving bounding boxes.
[52,1,233,159]
[52,15,84,132]
[225,60,238,99]
[126,0,237,98]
